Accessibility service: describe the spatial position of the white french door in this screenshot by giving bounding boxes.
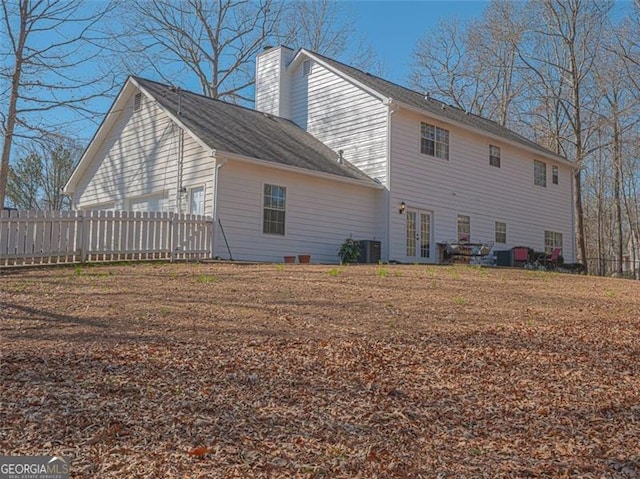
[405,209,432,262]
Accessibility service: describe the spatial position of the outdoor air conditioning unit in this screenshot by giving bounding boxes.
[358,240,381,264]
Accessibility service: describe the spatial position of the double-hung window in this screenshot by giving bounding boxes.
[489,145,501,168]
[552,165,559,185]
[534,160,547,187]
[495,222,507,244]
[457,215,471,243]
[544,231,563,254]
[263,184,286,235]
[421,122,449,160]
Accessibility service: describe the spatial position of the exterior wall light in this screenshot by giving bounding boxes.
[399,201,406,214]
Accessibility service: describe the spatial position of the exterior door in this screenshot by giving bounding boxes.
[405,209,432,262]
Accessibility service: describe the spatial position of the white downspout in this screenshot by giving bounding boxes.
[384,99,397,263]
[211,151,226,258]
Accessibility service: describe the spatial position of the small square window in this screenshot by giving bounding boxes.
[489,145,501,168]
[552,165,559,185]
[534,160,547,187]
[495,222,507,244]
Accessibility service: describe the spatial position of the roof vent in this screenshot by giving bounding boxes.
[338,149,344,164]
[134,92,142,112]
[425,92,430,100]
[441,104,446,110]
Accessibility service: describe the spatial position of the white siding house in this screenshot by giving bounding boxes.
[253,46,575,263]
[215,160,383,263]
[70,82,214,215]
[288,56,389,185]
[64,76,383,264]
[64,45,575,264]
[388,108,574,263]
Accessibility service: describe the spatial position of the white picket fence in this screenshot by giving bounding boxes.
[0,210,213,267]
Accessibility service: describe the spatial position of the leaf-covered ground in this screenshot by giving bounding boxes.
[1,263,639,478]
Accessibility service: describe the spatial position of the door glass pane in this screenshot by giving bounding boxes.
[420,213,430,258]
[190,186,205,215]
[406,211,416,257]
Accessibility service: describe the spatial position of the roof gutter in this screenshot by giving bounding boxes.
[219,151,384,189]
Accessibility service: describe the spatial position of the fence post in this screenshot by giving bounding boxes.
[81,210,89,263]
[170,213,176,262]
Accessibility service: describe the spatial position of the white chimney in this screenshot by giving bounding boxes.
[255,45,295,119]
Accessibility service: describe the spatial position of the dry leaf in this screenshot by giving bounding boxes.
[188,446,211,457]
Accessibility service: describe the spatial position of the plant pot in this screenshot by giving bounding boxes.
[283,255,296,264]
[298,254,311,264]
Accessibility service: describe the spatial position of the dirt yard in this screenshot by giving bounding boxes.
[1,262,639,478]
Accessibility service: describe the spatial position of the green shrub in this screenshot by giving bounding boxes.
[339,237,361,264]
[328,268,341,277]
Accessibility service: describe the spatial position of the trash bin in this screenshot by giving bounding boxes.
[496,250,512,267]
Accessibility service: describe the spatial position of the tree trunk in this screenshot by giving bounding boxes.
[0,55,23,210]
[573,168,588,271]
[613,115,623,275]
[0,0,27,209]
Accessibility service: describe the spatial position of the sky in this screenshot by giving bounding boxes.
[346,1,488,85]
[2,0,515,149]
[6,0,636,146]
[60,1,491,141]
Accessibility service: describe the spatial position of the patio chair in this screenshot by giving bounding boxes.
[470,241,495,265]
[512,247,530,267]
[538,248,561,269]
[477,241,494,256]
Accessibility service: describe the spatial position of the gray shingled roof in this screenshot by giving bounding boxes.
[133,77,376,184]
[309,51,566,162]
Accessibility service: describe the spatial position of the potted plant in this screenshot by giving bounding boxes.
[298,254,311,264]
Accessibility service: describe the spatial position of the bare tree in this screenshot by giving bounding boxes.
[0,0,117,209]
[515,0,613,272]
[411,18,475,112]
[411,0,525,126]
[122,0,381,101]
[125,0,282,102]
[622,151,640,279]
[592,37,640,275]
[279,0,381,73]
